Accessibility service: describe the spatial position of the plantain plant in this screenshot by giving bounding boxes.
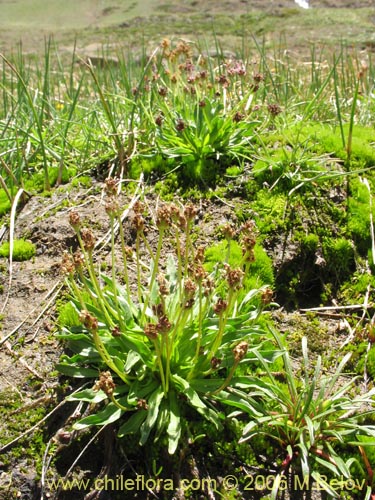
[57,180,274,453]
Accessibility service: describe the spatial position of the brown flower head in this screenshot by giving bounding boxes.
[61,251,75,275]
[69,211,81,230]
[211,357,222,370]
[242,234,256,252]
[242,240,256,265]
[133,201,145,214]
[224,264,244,291]
[184,278,197,298]
[144,323,158,340]
[161,38,170,50]
[233,341,248,362]
[169,203,180,219]
[158,86,168,97]
[73,250,85,270]
[242,248,255,263]
[176,119,186,132]
[155,113,164,127]
[261,287,273,305]
[202,276,215,297]
[104,178,119,197]
[192,264,208,283]
[184,298,195,309]
[94,371,116,397]
[157,273,169,296]
[156,204,172,230]
[124,245,133,261]
[181,58,194,72]
[177,213,187,230]
[217,74,229,87]
[233,111,244,123]
[253,73,264,83]
[157,314,172,334]
[152,303,165,318]
[241,220,257,259]
[79,310,98,331]
[195,246,206,263]
[132,213,145,232]
[187,74,197,84]
[81,228,96,251]
[267,103,282,117]
[105,198,119,216]
[222,223,236,241]
[241,219,257,236]
[111,326,121,337]
[184,203,197,222]
[137,398,149,410]
[213,298,228,316]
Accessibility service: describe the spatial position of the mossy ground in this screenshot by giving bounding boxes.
[0,239,36,261]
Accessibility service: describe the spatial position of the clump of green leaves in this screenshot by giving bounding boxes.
[58,180,273,453]
[139,40,264,185]
[240,328,375,499]
[0,238,36,261]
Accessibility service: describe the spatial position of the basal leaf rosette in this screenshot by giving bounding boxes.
[57,190,273,453]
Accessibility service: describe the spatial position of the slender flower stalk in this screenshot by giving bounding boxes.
[152,337,167,395]
[174,225,183,297]
[194,283,204,361]
[69,218,116,327]
[108,210,126,331]
[206,288,236,362]
[80,311,129,384]
[117,213,132,299]
[210,341,249,395]
[135,231,142,304]
[141,231,155,261]
[141,226,166,320]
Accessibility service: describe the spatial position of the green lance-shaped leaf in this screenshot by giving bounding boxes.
[73,402,124,430]
[139,386,164,445]
[118,410,148,437]
[55,363,99,378]
[167,391,181,454]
